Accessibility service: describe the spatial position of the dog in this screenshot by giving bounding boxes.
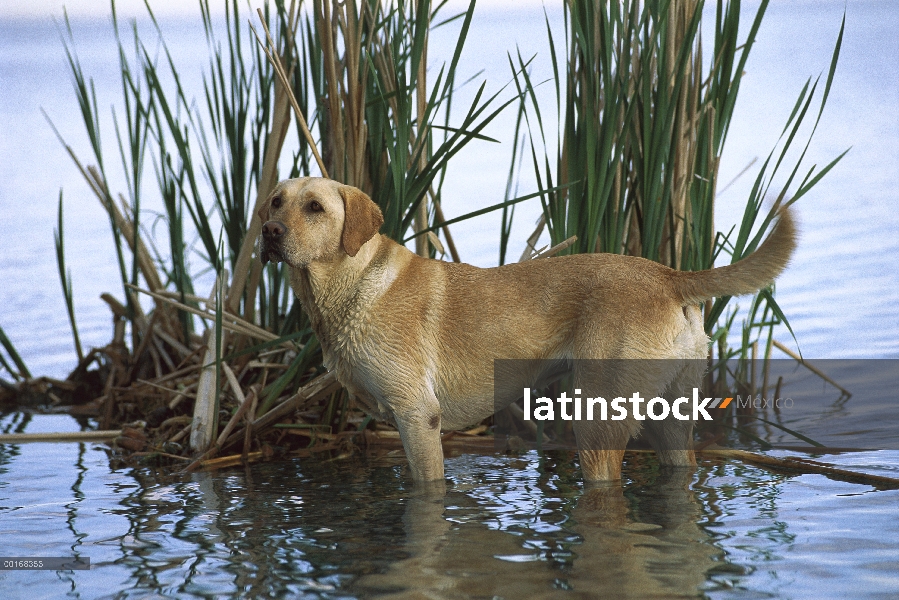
[258,177,795,482]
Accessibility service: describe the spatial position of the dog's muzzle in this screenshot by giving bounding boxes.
[259,220,287,265]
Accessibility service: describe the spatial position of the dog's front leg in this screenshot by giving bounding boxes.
[392,390,445,482]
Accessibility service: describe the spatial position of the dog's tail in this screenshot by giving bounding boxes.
[671,207,797,305]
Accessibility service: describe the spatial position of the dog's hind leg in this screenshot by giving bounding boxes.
[643,357,706,466]
[640,308,709,467]
[572,361,642,482]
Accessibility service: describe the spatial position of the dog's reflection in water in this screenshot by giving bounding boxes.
[354,466,721,598]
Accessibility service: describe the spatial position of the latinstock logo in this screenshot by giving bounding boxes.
[493,358,899,452]
[521,388,738,422]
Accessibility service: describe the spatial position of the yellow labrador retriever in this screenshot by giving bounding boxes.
[258,177,795,482]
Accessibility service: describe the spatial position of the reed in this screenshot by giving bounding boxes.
[505,0,846,445]
[54,192,84,363]
[3,0,847,461]
[0,324,31,385]
[22,0,523,456]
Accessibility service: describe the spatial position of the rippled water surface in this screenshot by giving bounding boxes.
[2,414,898,599]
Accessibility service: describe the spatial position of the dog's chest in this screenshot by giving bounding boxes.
[322,308,375,366]
[292,274,384,382]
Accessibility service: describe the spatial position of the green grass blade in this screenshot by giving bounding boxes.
[402,183,574,243]
[0,325,30,380]
[54,190,84,363]
[743,415,826,448]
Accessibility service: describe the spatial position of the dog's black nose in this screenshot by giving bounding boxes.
[262,220,286,239]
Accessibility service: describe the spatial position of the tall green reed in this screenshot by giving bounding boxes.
[511,0,844,355]
[0,325,31,383]
[54,192,84,363]
[310,0,522,247]
[49,0,528,449]
[506,0,845,445]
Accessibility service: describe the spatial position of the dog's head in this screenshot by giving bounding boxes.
[257,178,384,267]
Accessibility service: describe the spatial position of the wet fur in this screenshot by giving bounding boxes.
[258,177,796,482]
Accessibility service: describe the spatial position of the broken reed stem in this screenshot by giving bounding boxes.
[252,8,328,178]
[184,380,258,472]
[242,387,258,462]
[43,110,167,296]
[773,340,852,397]
[136,378,198,398]
[526,235,578,261]
[0,430,122,443]
[221,362,246,405]
[216,379,256,450]
[127,283,289,346]
[750,340,757,399]
[699,448,899,489]
[215,371,341,452]
[432,197,461,263]
[190,275,226,452]
[197,451,264,470]
[191,327,218,451]
[518,215,547,262]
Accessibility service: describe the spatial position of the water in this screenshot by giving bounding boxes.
[1,415,898,599]
[1,2,898,598]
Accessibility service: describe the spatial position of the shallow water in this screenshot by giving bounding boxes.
[2,413,898,599]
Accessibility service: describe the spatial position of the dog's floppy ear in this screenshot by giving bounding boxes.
[339,185,383,257]
[257,193,273,223]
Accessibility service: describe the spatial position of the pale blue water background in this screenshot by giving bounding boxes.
[1,1,898,598]
[0,0,896,379]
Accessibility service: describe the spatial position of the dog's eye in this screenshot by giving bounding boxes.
[309,200,324,213]
[271,195,282,209]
